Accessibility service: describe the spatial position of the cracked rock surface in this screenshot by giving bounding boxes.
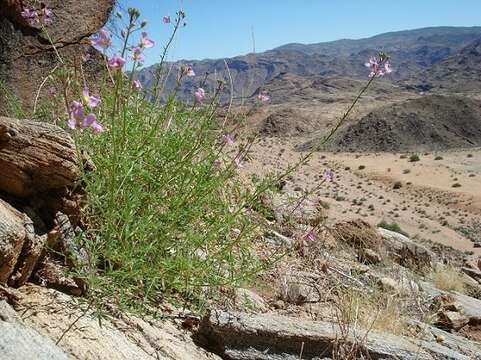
[0,0,114,113]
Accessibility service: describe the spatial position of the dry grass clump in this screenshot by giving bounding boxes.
[331,220,382,251]
[334,288,407,336]
[430,265,465,293]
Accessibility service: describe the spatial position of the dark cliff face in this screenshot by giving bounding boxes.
[137,26,481,102]
[0,0,115,115]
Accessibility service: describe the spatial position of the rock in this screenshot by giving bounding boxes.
[14,284,220,360]
[0,300,68,359]
[378,227,434,271]
[462,266,481,284]
[478,258,481,272]
[436,310,470,331]
[359,248,382,264]
[197,309,475,360]
[0,0,114,112]
[235,288,269,312]
[474,242,481,248]
[8,228,47,287]
[421,281,481,324]
[0,198,27,284]
[377,275,419,295]
[0,117,81,198]
[279,271,322,305]
[378,277,399,293]
[410,320,481,359]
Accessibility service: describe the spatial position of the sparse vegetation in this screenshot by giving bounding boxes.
[378,220,409,237]
[409,154,420,162]
[430,265,465,293]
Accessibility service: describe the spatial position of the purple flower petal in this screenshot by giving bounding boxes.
[140,32,155,49]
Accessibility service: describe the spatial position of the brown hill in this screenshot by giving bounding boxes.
[405,39,481,92]
[138,27,481,102]
[307,95,481,152]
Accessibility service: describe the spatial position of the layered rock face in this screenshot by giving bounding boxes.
[0,0,114,114]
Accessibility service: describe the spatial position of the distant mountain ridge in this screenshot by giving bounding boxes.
[138,26,481,102]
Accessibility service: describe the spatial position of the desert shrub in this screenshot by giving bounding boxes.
[393,181,403,189]
[332,220,382,250]
[430,265,464,293]
[402,169,411,174]
[378,220,409,237]
[409,154,420,162]
[358,165,366,170]
[452,182,462,188]
[434,156,443,160]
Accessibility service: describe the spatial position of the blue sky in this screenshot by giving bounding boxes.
[117,0,481,66]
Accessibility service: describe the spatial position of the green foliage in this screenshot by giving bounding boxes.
[409,154,420,162]
[76,92,277,311]
[0,80,26,118]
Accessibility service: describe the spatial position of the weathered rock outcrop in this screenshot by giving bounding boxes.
[0,118,85,288]
[197,309,479,359]
[5,284,220,360]
[0,300,68,360]
[0,198,27,284]
[0,0,114,113]
[378,227,434,271]
[0,116,80,198]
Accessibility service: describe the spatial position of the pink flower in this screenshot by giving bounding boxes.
[194,88,206,103]
[82,88,101,108]
[365,55,393,77]
[132,80,142,90]
[131,47,144,62]
[69,101,84,121]
[40,6,53,24]
[82,113,103,132]
[304,229,318,242]
[67,101,103,133]
[108,54,126,69]
[90,121,104,133]
[21,8,40,25]
[90,29,112,49]
[222,134,235,145]
[163,16,171,24]
[323,169,334,182]
[384,62,393,75]
[140,32,155,49]
[233,156,243,168]
[257,90,270,102]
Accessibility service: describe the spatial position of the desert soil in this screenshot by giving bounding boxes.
[242,137,481,258]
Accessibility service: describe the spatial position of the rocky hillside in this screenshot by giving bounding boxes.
[404,39,481,92]
[137,26,481,101]
[317,95,481,152]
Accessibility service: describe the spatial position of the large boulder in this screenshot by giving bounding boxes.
[0,117,81,198]
[0,0,114,113]
[14,284,220,360]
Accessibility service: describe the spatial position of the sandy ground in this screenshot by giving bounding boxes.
[241,137,481,257]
